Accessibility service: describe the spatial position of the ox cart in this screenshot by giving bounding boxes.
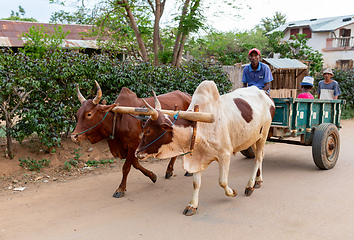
[241,98,346,170]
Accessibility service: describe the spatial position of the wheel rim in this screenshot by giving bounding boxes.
[326,133,337,162]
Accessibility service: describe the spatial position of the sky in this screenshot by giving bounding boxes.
[0,0,353,32]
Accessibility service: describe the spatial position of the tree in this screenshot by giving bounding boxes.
[1,6,38,22]
[256,11,287,33]
[0,55,33,159]
[268,31,323,75]
[50,6,96,24]
[171,0,203,67]
[50,0,243,66]
[185,28,269,65]
[21,25,70,58]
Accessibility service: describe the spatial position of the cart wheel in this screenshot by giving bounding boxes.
[240,147,255,158]
[312,123,340,170]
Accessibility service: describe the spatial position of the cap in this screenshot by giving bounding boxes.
[248,48,261,56]
[323,68,334,76]
[300,76,314,86]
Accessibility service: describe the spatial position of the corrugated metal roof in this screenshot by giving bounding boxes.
[0,20,99,48]
[263,58,308,69]
[267,14,354,34]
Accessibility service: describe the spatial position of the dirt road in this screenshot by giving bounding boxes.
[1,119,353,240]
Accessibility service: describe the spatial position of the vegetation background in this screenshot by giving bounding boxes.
[0,2,353,161]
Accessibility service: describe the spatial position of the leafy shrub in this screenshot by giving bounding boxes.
[19,157,51,172]
[1,49,231,153]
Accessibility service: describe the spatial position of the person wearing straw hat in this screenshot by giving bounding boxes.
[297,76,314,99]
[317,68,341,100]
[242,48,273,93]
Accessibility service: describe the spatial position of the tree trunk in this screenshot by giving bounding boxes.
[123,0,149,61]
[153,0,162,66]
[174,0,201,67]
[171,0,190,66]
[175,32,188,67]
[5,119,14,159]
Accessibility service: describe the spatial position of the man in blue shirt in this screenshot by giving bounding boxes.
[242,48,273,93]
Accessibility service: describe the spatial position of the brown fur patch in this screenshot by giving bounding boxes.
[233,98,253,123]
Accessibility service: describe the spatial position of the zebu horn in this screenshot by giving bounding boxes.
[76,83,86,104]
[142,99,158,120]
[152,90,161,110]
[92,80,102,105]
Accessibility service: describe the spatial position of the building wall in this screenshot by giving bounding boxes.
[283,25,354,68]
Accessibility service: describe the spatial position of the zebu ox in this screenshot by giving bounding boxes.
[71,81,191,198]
[135,80,275,215]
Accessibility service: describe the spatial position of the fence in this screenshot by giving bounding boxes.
[222,64,304,98]
[222,64,243,90]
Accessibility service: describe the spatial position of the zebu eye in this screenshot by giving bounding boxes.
[146,130,150,134]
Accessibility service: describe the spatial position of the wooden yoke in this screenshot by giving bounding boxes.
[111,106,215,123]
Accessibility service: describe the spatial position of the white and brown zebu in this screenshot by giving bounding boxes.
[135,80,275,216]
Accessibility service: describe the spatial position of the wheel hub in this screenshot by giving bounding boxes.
[326,135,336,161]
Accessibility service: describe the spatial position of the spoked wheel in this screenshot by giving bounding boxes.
[312,123,340,170]
[240,147,255,158]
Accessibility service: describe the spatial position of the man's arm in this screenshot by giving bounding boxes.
[263,82,270,91]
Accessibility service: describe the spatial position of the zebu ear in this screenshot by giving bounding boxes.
[161,123,173,132]
[138,132,143,139]
[101,104,116,112]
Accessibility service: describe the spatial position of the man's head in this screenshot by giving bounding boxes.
[323,68,334,80]
[248,48,261,66]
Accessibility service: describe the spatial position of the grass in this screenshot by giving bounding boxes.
[341,106,354,120]
[86,159,115,167]
[19,157,51,172]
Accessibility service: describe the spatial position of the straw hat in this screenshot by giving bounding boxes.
[323,68,334,76]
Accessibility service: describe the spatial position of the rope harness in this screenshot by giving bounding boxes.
[75,111,110,138]
[74,111,145,140]
[136,111,180,154]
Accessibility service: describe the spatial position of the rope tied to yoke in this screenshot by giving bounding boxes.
[136,111,181,154]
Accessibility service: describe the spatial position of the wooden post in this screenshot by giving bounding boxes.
[190,105,199,151]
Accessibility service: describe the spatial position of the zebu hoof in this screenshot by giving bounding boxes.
[151,172,157,183]
[113,190,125,198]
[165,172,173,179]
[254,181,263,189]
[230,189,237,197]
[183,206,197,216]
[244,187,254,196]
[184,172,193,177]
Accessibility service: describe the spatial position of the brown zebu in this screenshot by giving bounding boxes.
[71,81,191,198]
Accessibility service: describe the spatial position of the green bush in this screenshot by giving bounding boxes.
[0,49,232,152]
